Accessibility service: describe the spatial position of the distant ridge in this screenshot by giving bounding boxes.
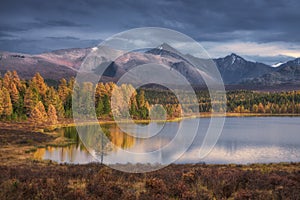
[1,45,300,89]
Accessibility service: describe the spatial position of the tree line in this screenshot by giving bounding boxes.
[143,88,300,114]
[0,71,155,124]
[1,71,300,124]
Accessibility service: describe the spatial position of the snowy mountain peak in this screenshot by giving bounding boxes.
[157,43,177,52]
[272,62,284,67]
[225,53,244,64]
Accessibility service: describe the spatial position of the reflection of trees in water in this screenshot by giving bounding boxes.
[107,124,135,150]
[33,148,45,159]
[77,124,136,163]
[35,125,137,163]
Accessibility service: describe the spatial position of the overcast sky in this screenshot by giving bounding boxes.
[0,0,299,64]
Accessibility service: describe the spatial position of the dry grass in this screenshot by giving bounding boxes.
[0,128,299,199]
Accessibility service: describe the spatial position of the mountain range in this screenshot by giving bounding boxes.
[0,44,300,90]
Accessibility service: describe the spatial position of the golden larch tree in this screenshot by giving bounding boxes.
[2,88,13,117]
[47,104,58,124]
[31,73,48,98]
[30,101,48,123]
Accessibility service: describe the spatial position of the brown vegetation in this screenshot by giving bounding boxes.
[0,128,299,199]
[0,162,299,199]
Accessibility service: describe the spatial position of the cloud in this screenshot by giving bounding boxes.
[0,0,299,63]
[0,38,101,54]
[0,32,15,38]
[37,19,87,28]
[46,36,81,40]
[202,41,300,60]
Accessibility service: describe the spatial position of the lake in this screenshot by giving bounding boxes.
[34,117,300,165]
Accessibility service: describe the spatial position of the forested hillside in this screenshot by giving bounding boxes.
[1,71,300,124]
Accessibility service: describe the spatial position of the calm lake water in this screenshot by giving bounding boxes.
[34,117,300,164]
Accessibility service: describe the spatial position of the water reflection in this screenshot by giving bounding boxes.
[34,145,95,164]
[34,117,300,164]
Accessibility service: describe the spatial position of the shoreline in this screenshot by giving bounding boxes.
[36,112,300,130]
[0,117,299,199]
[1,112,300,131]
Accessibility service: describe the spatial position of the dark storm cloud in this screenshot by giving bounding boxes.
[0,32,14,38]
[36,19,87,28]
[0,0,299,59]
[46,36,81,40]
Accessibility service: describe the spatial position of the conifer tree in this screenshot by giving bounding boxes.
[24,86,39,116]
[0,89,4,115]
[32,73,48,98]
[12,71,24,92]
[44,87,64,117]
[30,101,47,123]
[2,88,13,117]
[2,71,12,89]
[47,104,58,124]
[258,103,265,113]
[96,100,104,117]
[137,90,146,108]
[9,82,19,104]
[103,94,111,115]
[58,78,70,104]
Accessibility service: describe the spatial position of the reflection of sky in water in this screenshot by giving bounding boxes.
[35,117,300,164]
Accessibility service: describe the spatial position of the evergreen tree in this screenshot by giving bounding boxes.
[44,87,64,117]
[103,94,111,115]
[96,99,104,117]
[137,90,146,108]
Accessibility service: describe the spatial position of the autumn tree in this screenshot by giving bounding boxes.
[11,70,24,91]
[257,103,265,113]
[2,71,12,89]
[44,87,64,118]
[47,104,58,124]
[24,86,39,116]
[95,83,107,101]
[58,78,71,104]
[0,89,4,115]
[9,82,19,105]
[30,101,47,123]
[2,88,13,117]
[252,104,258,113]
[72,82,95,119]
[137,90,146,108]
[31,73,48,98]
